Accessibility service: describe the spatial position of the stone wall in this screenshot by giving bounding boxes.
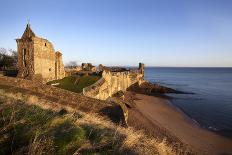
[65,66,82,76]
[83,64,144,100]
[16,35,35,80]
[81,63,96,72]
[55,52,66,79]
[33,37,56,82]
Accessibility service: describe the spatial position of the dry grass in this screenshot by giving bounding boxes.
[0,88,190,155]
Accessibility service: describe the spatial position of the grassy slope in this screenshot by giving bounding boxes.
[0,99,132,155]
[47,75,101,93]
[0,88,176,155]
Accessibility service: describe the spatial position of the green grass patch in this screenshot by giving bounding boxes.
[47,75,101,93]
[52,120,86,154]
[81,124,115,144]
[0,102,59,155]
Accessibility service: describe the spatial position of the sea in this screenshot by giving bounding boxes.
[145,67,232,138]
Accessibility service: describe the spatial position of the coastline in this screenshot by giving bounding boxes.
[132,93,232,155]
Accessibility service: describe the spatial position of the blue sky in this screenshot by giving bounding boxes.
[0,0,232,67]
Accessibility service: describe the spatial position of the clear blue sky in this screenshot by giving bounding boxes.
[0,0,232,67]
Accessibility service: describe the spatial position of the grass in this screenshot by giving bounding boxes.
[0,85,186,155]
[47,74,101,93]
[0,100,118,155]
[0,96,161,155]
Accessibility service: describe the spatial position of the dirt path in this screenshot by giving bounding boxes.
[134,93,232,155]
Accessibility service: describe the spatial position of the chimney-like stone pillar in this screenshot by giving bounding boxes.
[139,63,144,77]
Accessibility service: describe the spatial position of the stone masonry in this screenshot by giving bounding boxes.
[83,63,145,100]
[16,24,65,83]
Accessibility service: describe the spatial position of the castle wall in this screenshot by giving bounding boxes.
[55,52,65,79]
[83,65,144,100]
[33,38,57,82]
[16,39,35,79]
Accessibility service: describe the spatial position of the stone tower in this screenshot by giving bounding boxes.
[139,62,144,78]
[16,24,65,83]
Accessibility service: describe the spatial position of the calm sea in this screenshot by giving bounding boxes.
[145,67,232,138]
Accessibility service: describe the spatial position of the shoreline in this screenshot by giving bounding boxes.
[132,93,232,155]
[168,96,232,138]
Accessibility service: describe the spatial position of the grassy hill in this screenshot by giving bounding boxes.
[0,76,182,155]
[0,100,127,154]
[0,85,178,155]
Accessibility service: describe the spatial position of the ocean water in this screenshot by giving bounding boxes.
[145,67,232,138]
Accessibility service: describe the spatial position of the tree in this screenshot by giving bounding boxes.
[0,48,7,61]
[65,61,78,68]
[0,48,7,70]
[0,48,18,70]
[9,49,18,67]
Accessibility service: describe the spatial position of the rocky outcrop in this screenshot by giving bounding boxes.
[128,81,190,97]
[107,97,129,127]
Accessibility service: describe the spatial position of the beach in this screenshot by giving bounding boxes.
[133,93,232,155]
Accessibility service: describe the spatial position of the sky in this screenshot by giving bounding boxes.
[0,0,232,67]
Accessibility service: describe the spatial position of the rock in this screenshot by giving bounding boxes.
[128,81,189,96]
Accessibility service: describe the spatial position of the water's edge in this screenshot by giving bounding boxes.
[146,67,232,138]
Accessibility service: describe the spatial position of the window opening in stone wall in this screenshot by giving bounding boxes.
[45,43,47,46]
[23,49,26,66]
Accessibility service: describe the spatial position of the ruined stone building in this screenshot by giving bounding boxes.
[16,24,65,83]
[83,63,145,100]
[81,63,96,72]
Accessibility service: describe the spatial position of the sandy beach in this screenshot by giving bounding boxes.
[134,93,232,155]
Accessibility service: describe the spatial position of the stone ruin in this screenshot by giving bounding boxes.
[99,64,129,72]
[16,24,65,83]
[15,24,145,102]
[83,63,145,100]
[65,66,82,76]
[81,63,96,72]
[65,63,97,76]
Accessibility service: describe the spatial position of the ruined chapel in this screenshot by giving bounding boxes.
[16,24,65,83]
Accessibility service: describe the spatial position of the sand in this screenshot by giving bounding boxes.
[134,93,232,155]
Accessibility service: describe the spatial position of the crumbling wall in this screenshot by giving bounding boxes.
[83,64,144,100]
[55,52,65,80]
[65,66,82,76]
[81,63,96,72]
[16,37,35,79]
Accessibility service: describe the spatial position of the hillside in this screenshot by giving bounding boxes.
[0,77,176,155]
[0,95,158,154]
